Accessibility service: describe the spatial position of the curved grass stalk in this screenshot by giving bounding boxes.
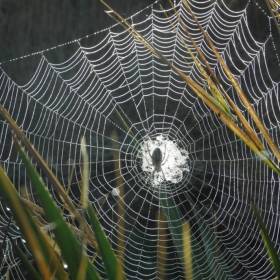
[0,103,100,253]
[0,165,68,280]
[161,3,233,119]
[101,0,280,175]
[167,1,266,154]
[182,0,280,163]
[13,137,101,279]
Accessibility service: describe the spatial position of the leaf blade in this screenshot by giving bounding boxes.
[14,139,101,280]
[87,204,126,280]
[8,235,42,280]
[0,165,67,279]
[251,199,280,278]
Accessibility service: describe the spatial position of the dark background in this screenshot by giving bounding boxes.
[0,0,165,84]
[0,0,273,82]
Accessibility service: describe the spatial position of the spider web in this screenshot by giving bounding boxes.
[0,0,280,279]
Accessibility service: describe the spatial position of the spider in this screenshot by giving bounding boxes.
[145,143,168,186]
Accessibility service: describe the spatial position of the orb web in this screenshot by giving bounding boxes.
[0,0,280,279]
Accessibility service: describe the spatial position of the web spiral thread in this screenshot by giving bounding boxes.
[0,0,280,279]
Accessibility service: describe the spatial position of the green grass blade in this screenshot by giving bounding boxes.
[263,0,280,36]
[157,210,167,279]
[1,105,99,253]
[0,165,67,279]
[8,235,41,280]
[15,140,101,280]
[251,199,280,278]
[155,189,184,261]
[155,189,209,279]
[190,235,209,280]
[87,204,126,280]
[0,104,83,218]
[186,193,234,280]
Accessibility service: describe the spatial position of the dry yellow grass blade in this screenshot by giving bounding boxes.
[101,1,280,174]
[21,197,45,215]
[0,165,64,280]
[268,0,280,20]
[77,254,88,280]
[155,49,265,160]
[182,0,280,162]
[21,198,95,248]
[188,81,280,173]
[166,1,232,117]
[183,221,193,280]
[39,228,61,256]
[60,164,75,215]
[157,55,278,173]
[101,1,157,56]
[168,0,266,153]
[0,103,101,253]
[221,90,266,151]
[80,136,90,263]
[0,105,80,216]
[101,2,226,111]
